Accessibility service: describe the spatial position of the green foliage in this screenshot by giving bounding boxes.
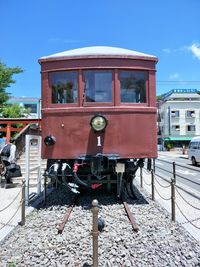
[0,61,23,106]
[156,94,165,101]
[1,104,30,118]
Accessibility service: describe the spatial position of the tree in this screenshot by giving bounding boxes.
[0,61,23,106]
[1,104,30,118]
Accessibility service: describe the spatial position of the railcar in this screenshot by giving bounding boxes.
[39,46,158,196]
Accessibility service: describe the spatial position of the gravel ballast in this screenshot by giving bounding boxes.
[0,184,200,267]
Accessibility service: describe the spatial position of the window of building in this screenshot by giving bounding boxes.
[186,110,195,117]
[187,125,196,132]
[51,71,78,104]
[171,110,179,118]
[24,104,37,113]
[119,71,146,103]
[83,71,112,103]
[172,125,180,131]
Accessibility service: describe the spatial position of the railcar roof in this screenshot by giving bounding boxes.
[39,46,157,61]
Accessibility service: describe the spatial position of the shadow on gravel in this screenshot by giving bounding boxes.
[33,181,149,211]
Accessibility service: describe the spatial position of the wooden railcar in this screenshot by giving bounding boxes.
[39,46,158,195]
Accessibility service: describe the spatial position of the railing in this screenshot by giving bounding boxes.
[138,159,200,231]
[0,181,25,235]
[0,118,41,144]
[0,118,41,159]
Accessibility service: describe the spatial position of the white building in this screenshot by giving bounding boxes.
[158,89,200,148]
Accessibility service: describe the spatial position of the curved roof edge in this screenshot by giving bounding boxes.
[39,46,158,62]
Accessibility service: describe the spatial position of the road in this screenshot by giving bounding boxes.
[156,151,200,194]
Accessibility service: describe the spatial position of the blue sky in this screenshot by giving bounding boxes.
[1,0,200,98]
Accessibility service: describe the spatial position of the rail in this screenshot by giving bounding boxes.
[0,181,25,233]
[0,118,41,144]
[138,159,200,231]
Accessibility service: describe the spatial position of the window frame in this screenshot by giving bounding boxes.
[186,125,196,132]
[49,70,79,107]
[82,69,114,107]
[118,70,148,106]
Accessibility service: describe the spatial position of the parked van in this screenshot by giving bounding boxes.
[188,137,200,166]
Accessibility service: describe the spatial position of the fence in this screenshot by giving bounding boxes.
[138,159,200,232]
[0,181,25,240]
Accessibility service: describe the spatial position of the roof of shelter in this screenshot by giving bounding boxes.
[40,46,157,61]
[7,97,40,103]
[162,89,200,101]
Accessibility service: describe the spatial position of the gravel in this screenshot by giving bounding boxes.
[0,184,200,267]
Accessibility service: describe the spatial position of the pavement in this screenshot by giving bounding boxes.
[158,149,189,159]
[0,183,47,242]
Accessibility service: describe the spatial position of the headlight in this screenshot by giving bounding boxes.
[90,115,107,132]
[44,135,56,146]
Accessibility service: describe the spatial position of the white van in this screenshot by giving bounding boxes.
[188,137,200,166]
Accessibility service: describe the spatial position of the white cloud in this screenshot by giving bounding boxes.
[169,73,180,80]
[162,48,171,54]
[188,43,200,60]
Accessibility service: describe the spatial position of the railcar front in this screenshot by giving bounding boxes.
[39,46,158,195]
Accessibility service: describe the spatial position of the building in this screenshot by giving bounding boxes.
[7,97,41,119]
[158,89,200,148]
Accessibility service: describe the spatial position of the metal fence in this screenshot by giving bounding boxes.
[139,159,200,230]
[0,181,25,236]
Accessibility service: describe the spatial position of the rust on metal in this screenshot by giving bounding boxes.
[58,196,78,234]
[123,201,139,232]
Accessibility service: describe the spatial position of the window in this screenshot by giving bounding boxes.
[51,71,78,104]
[172,125,180,131]
[187,125,196,132]
[189,142,199,149]
[171,110,179,118]
[83,71,112,103]
[120,71,146,103]
[24,104,37,113]
[186,110,195,117]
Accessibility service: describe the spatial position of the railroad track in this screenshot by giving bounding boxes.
[56,184,140,235]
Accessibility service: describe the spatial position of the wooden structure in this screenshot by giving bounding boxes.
[0,118,41,143]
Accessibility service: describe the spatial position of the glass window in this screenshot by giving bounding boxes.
[171,110,179,118]
[120,71,146,103]
[172,125,180,131]
[50,71,78,104]
[186,110,195,117]
[83,71,112,103]
[187,125,196,132]
[24,104,37,113]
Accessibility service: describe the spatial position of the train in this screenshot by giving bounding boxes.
[39,46,158,196]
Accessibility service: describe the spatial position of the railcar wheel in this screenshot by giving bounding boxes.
[191,157,197,166]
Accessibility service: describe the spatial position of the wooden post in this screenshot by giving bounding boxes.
[19,180,25,226]
[43,173,47,204]
[6,123,11,144]
[173,162,176,184]
[151,169,155,201]
[91,199,99,267]
[171,178,176,222]
[140,167,143,188]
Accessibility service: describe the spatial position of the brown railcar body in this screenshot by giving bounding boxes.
[39,47,158,161]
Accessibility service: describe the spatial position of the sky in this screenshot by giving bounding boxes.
[1,0,200,98]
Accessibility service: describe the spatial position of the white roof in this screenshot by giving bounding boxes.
[166,93,200,100]
[40,46,156,59]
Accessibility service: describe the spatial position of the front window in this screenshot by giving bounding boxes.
[83,71,112,103]
[51,71,78,104]
[120,71,146,103]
